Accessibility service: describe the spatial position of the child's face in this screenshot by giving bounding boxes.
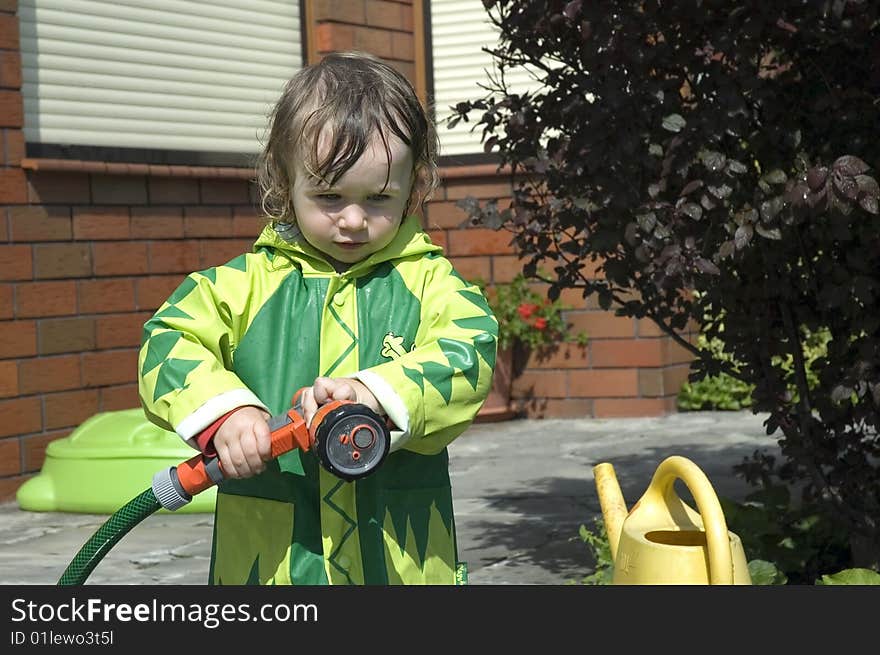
[292,134,415,270]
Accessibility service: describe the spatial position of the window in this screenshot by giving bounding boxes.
[19,0,304,166]
[429,0,539,159]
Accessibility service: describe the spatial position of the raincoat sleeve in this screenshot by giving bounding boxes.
[137,270,267,448]
[355,255,498,455]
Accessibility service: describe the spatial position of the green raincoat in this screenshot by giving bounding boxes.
[137,215,498,585]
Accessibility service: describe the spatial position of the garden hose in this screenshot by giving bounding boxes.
[57,392,390,586]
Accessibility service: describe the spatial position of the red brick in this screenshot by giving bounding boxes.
[568,311,635,339]
[183,206,233,237]
[72,206,131,239]
[353,26,394,58]
[0,89,22,127]
[0,474,31,502]
[0,435,20,474]
[131,206,184,238]
[0,14,19,49]
[199,179,250,204]
[0,50,21,89]
[425,200,468,229]
[232,207,265,238]
[314,0,366,22]
[316,23,355,52]
[0,283,10,319]
[27,171,91,204]
[637,317,667,337]
[569,368,638,397]
[511,369,568,399]
[663,364,691,397]
[77,278,136,314]
[22,431,67,472]
[3,128,23,165]
[92,241,148,276]
[147,177,199,204]
[100,383,140,411]
[664,337,696,366]
[366,1,404,29]
[82,349,138,387]
[200,239,251,268]
[37,316,96,355]
[18,354,81,394]
[638,368,665,397]
[0,360,17,397]
[0,166,26,202]
[33,242,92,279]
[0,396,41,436]
[526,342,589,369]
[521,397,593,419]
[95,312,150,349]
[444,181,512,201]
[491,255,527,284]
[0,319,36,358]
[16,280,77,317]
[425,229,446,250]
[136,275,185,310]
[590,338,666,368]
[446,228,515,256]
[0,243,31,280]
[44,389,100,430]
[8,205,72,241]
[91,174,147,204]
[149,240,200,273]
[449,256,490,284]
[593,397,672,418]
[391,32,414,60]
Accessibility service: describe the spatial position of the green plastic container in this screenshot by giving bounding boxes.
[17,409,216,514]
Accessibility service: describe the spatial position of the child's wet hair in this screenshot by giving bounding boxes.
[257,51,439,223]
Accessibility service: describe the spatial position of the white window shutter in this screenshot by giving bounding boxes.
[430,0,539,157]
[19,0,303,155]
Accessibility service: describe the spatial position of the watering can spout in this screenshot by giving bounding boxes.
[592,462,627,562]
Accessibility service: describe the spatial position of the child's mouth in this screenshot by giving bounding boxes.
[336,242,365,250]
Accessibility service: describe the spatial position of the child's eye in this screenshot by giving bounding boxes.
[315,193,341,202]
[368,194,391,202]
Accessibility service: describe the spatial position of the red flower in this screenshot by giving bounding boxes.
[517,303,538,319]
[534,317,547,330]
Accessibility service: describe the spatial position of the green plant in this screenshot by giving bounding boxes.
[475,273,588,351]
[576,518,614,585]
[454,0,880,566]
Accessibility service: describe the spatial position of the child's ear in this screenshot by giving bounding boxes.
[408,165,436,213]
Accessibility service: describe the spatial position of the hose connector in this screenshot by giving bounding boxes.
[152,467,192,511]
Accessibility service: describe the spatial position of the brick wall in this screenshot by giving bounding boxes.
[0,0,695,502]
[424,167,695,420]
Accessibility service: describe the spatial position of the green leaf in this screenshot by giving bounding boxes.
[816,568,880,585]
[662,113,686,132]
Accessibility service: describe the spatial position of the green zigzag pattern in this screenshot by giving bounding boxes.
[152,358,202,402]
[322,479,356,585]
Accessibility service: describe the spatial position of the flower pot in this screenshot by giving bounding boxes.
[475,345,517,422]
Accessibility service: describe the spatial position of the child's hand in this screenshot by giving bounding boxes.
[212,406,272,479]
[300,377,385,427]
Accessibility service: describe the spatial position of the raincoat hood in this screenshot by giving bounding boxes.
[252,214,443,274]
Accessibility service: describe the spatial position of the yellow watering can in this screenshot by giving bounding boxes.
[593,455,751,585]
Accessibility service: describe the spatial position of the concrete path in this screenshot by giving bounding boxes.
[0,411,778,585]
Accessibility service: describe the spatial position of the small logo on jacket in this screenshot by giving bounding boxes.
[380,333,413,360]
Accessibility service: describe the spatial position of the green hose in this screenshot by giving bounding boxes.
[58,487,161,586]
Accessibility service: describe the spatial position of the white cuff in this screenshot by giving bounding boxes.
[353,369,412,452]
[176,388,269,447]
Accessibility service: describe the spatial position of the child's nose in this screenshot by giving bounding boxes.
[336,204,368,230]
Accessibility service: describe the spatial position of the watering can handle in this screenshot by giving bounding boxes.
[648,456,735,585]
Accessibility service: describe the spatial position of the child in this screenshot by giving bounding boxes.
[137,51,498,585]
